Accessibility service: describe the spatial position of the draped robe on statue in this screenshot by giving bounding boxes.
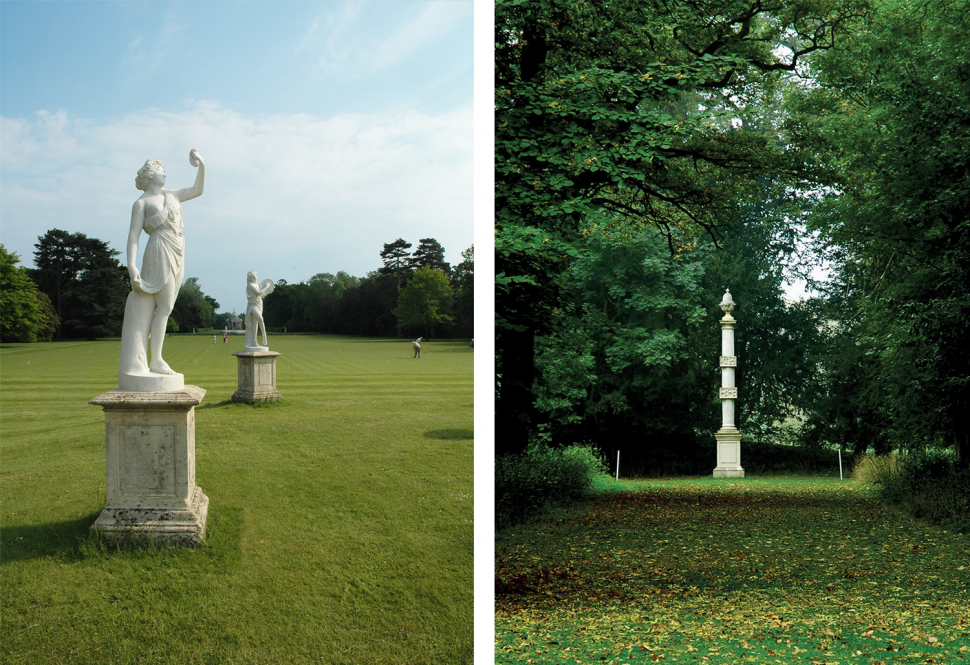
[138,192,184,293]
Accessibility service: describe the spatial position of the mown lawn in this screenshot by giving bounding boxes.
[1,334,473,665]
[496,477,970,664]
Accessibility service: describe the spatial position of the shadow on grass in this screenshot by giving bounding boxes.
[1,507,244,567]
[1,511,101,563]
[424,428,474,440]
[197,399,287,410]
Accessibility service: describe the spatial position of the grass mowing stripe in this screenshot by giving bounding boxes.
[496,478,970,664]
[1,334,472,665]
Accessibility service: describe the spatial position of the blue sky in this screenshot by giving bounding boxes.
[1,0,473,314]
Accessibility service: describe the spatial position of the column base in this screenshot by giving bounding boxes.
[231,350,282,403]
[92,485,209,546]
[713,427,745,478]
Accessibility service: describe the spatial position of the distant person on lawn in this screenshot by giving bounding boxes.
[412,337,423,359]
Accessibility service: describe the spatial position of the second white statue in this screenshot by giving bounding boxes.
[245,270,275,351]
[118,149,205,392]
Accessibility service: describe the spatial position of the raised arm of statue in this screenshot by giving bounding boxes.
[174,149,206,202]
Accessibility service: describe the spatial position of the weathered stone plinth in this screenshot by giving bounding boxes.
[713,427,745,478]
[89,386,208,546]
[232,350,282,403]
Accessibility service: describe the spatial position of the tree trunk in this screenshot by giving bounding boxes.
[55,279,62,341]
[496,327,537,458]
[956,424,969,470]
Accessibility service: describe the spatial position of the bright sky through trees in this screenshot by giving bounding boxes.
[0,1,472,314]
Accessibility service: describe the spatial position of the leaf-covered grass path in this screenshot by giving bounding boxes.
[496,478,970,664]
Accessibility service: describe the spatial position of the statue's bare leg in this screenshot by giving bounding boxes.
[149,275,180,375]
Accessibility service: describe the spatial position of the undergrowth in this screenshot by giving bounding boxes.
[854,450,970,533]
[495,443,609,530]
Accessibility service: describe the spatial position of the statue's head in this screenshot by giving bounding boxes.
[247,270,257,283]
[135,159,165,191]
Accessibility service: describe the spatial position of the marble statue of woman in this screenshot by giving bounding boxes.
[244,270,275,350]
[118,150,205,391]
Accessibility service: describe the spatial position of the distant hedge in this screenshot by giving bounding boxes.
[613,439,843,477]
[736,440,842,476]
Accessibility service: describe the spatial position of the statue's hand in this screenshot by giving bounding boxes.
[130,271,144,292]
[189,149,203,167]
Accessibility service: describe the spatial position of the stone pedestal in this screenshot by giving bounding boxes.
[713,428,745,477]
[232,350,282,403]
[89,386,208,546]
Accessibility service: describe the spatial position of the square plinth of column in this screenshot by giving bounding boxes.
[713,427,745,478]
[89,386,209,546]
[232,350,282,403]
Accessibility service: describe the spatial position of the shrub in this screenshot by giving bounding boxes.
[495,443,608,530]
[854,450,970,533]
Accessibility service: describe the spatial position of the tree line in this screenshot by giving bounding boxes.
[496,0,968,470]
[1,231,472,341]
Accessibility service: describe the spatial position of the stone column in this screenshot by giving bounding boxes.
[231,350,282,403]
[89,386,209,545]
[714,289,745,478]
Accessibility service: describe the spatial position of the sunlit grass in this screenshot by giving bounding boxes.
[1,334,473,665]
[496,479,970,664]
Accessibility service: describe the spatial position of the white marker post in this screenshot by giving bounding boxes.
[713,289,745,478]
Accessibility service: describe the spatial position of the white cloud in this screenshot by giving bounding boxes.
[0,102,472,314]
[369,2,468,71]
[304,1,467,74]
[123,12,186,78]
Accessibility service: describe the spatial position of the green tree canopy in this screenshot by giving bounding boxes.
[393,265,455,338]
[789,0,970,465]
[379,239,413,279]
[0,245,58,342]
[494,0,865,456]
[171,277,216,331]
[451,245,474,338]
[31,229,128,340]
[408,238,450,274]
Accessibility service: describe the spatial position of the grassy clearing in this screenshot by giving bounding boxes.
[496,477,970,664]
[1,334,473,665]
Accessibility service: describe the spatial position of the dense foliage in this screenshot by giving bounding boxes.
[11,230,471,342]
[0,245,58,342]
[791,0,970,463]
[31,229,129,340]
[495,0,970,478]
[495,443,608,530]
[260,240,473,338]
[855,451,970,532]
[170,277,217,332]
[495,0,860,467]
